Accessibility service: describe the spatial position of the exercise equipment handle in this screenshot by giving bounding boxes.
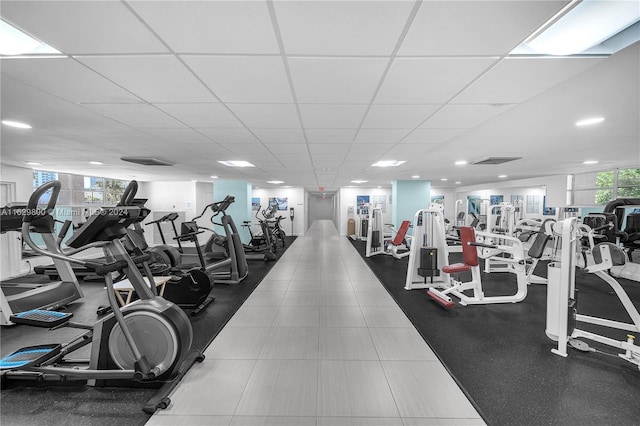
[24,180,61,223]
[118,180,138,206]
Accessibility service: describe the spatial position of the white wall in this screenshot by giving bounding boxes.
[252,187,305,236]
[0,164,35,201]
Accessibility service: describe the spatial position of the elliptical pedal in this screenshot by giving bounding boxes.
[0,344,62,370]
[9,309,73,327]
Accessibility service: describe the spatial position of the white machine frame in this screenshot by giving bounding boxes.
[545,217,640,369]
[404,204,457,290]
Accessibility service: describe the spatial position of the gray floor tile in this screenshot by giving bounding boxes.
[319,327,378,360]
[227,306,280,327]
[360,306,413,327]
[146,415,232,426]
[355,290,397,307]
[230,416,317,426]
[382,361,481,419]
[259,327,320,359]
[368,327,437,361]
[320,306,367,327]
[205,326,271,359]
[235,359,318,416]
[273,305,321,327]
[318,417,403,426]
[244,290,286,306]
[320,290,359,306]
[317,360,399,417]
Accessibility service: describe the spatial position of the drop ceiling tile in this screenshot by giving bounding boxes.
[264,143,309,154]
[155,103,243,128]
[305,129,358,144]
[228,104,300,129]
[309,144,350,155]
[361,105,439,129]
[82,103,185,128]
[353,129,411,144]
[299,105,368,129]
[219,143,271,156]
[129,1,279,54]
[376,58,498,104]
[274,1,415,55]
[453,57,604,104]
[347,144,395,156]
[399,1,567,56]
[140,128,217,145]
[182,56,293,103]
[1,58,141,104]
[1,1,168,54]
[197,128,259,144]
[399,128,467,144]
[77,56,215,103]
[252,129,305,144]
[289,58,388,104]
[420,104,515,129]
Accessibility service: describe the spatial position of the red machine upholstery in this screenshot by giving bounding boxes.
[442,226,479,274]
[390,220,411,246]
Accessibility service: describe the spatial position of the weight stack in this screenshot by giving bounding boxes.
[371,230,380,248]
[418,247,439,278]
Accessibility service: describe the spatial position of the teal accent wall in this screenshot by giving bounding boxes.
[392,180,431,227]
[213,181,252,242]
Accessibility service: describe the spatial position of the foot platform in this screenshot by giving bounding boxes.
[9,309,73,327]
[0,344,62,370]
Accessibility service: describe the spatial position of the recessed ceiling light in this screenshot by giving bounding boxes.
[498,175,508,178]
[267,180,284,184]
[583,160,599,165]
[26,161,41,166]
[576,117,605,126]
[351,180,368,184]
[89,161,103,165]
[454,160,467,166]
[210,175,219,179]
[0,20,62,56]
[372,160,405,167]
[2,119,32,129]
[440,178,448,181]
[455,181,462,185]
[412,175,420,179]
[218,160,255,167]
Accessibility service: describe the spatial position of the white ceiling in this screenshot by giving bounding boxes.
[1,0,638,193]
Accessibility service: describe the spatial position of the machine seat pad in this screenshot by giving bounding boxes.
[442,263,471,273]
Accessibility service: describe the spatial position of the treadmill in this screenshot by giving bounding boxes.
[1,198,83,326]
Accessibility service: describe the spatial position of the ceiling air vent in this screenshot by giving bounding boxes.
[120,157,174,166]
[471,157,522,165]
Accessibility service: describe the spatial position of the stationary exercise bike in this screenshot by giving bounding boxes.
[0,181,201,413]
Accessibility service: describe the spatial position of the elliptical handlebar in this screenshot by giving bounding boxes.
[117,180,138,206]
[24,180,61,223]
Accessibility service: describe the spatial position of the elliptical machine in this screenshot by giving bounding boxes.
[177,195,248,285]
[0,181,200,413]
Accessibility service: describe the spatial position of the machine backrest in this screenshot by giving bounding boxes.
[527,219,555,259]
[459,226,479,267]
[390,220,411,246]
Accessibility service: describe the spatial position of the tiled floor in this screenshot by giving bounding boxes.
[146,220,485,426]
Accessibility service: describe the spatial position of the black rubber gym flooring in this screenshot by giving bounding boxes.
[350,239,640,426]
[0,237,294,426]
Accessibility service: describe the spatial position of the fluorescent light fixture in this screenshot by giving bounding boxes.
[210,175,219,179]
[0,20,62,55]
[372,160,405,167]
[351,180,368,184]
[454,160,467,166]
[267,180,284,184]
[576,117,605,126]
[412,175,420,179]
[524,0,640,55]
[89,161,103,165]
[26,161,41,166]
[498,175,508,178]
[2,119,32,129]
[440,178,448,181]
[455,181,462,185]
[583,160,599,165]
[218,160,255,167]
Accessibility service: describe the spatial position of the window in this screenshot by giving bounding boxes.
[572,168,640,205]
